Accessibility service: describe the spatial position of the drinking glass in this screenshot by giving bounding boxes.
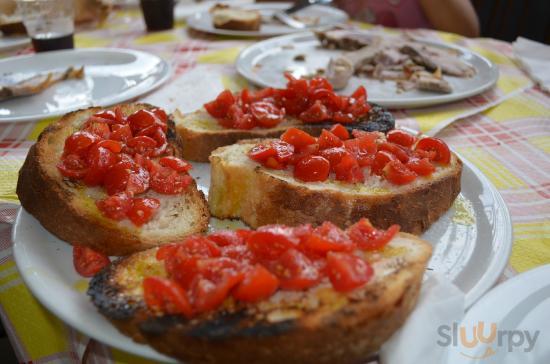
[18,0,75,52]
[140,0,175,32]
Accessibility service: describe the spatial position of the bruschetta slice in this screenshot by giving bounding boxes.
[88,221,432,363]
[174,76,395,162]
[208,127,462,234]
[17,103,209,256]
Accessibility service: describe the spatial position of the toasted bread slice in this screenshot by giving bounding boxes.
[210,4,261,31]
[17,104,209,256]
[208,140,462,234]
[174,104,394,162]
[88,232,432,363]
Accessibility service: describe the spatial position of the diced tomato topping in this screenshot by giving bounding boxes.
[248,144,277,162]
[64,131,98,155]
[318,129,344,150]
[250,101,285,128]
[57,154,88,179]
[126,197,160,226]
[145,218,404,316]
[83,145,118,186]
[304,222,354,255]
[127,109,157,131]
[406,158,435,176]
[329,124,350,140]
[247,225,299,261]
[347,219,400,251]
[378,142,410,163]
[204,90,235,119]
[294,155,330,182]
[110,124,132,143]
[280,128,317,149]
[326,252,373,292]
[96,139,122,153]
[93,110,117,121]
[371,150,396,176]
[150,167,193,195]
[159,156,192,173]
[334,154,365,183]
[275,249,321,290]
[83,121,111,139]
[387,129,417,148]
[151,108,168,123]
[73,245,110,277]
[233,265,279,303]
[351,85,367,100]
[318,147,350,169]
[299,100,330,123]
[383,160,417,185]
[143,277,193,317]
[415,137,451,164]
[96,193,132,220]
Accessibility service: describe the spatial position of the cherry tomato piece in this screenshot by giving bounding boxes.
[383,160,417,185]
[64,131,98,155]
[387,130,417,148]
[143,277,193,317]
[406,158,435,176]
[318,129,344,150]
[347,219,400,251]
[96,193,132,220]
[274,249,320,290]
[233,265,279,303]
[248,144,277,162]
[415,137,451,164]
[204,90,235,119]
[73,245,110,277]
[250,101,285,128]
[127,197,160,226]
[371,150,396,176]
[159,156,192,173]
[326,252,373,292]
[294,155,330,182]
[280,128,317,149]
[127,109,157,131]
[329,124,350,140]
[334,154,365,183]
[299,100,330,123]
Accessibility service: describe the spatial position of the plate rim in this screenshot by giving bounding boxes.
[11,153,512,358]
[0,47,172,123]
[235,31,500,108]
[186,3,349,37]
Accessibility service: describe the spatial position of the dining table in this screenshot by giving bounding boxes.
[0,5,548,363]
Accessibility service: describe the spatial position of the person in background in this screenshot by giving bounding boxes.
[334,0,480,37]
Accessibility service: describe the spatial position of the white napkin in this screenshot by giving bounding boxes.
[379,272,465,364]
[513,37,550,93]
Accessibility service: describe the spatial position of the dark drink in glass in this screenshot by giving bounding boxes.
[31,33,74,52]
[140,0,175,31]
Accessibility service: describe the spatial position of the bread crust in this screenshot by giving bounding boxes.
[16,104,209,256]
[214,18,261,31]
[89,233,432,363]
[208,141,462,235]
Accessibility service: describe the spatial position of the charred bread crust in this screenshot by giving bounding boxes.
[89,235,431,363]
[176,104,395,162]
[16,104,210,256]
[208,140,462,234]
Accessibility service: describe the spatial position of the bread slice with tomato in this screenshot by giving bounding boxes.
[17,103,209,256]
[208,128,462,235]
[88,222,433,363]
[174,78,395,162]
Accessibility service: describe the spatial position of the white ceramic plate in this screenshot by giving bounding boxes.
[0,48,171,123]
[12,154,512,361]
[0,34,30,52]
[186,3,348,37]
[236,32,500,108]
[445,265,550,363]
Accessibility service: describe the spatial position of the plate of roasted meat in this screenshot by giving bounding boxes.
[237,28,499,108]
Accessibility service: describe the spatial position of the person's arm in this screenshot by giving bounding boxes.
[419,0,480,37]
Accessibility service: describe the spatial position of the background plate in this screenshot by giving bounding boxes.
[0,34,30,52]
[445,265,550,363]
[186,3,348,37]
[236,32,499,108]
[0,48,171,123]
[13,155,512,361]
